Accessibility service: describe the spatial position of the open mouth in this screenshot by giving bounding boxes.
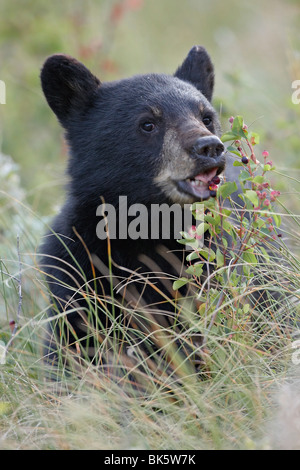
[177,167,223,201]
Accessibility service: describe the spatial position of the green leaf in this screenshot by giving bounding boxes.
[177,238,200,251]
[186,251,200,262]
[239,170,251,182]
[216,248,224,268]
[222,237,228,248]
[227,145,239,152]
[173,278,190,290]
[243,303,250,314]
[273,213,282,228]
[253,175,265,184]
[185,239,200,250]
[232,116,247,138]
[177,238,194,245]
[186,264,203,277]
[252,218,265,229]
[242,251,257,265]
[221,132,239,143]
[249,132,260,145]
[200,249,216,261]
[180,231,194,240]
[187,248,215,262]
[205,214,218,226]
[196,222,206,235]
[222,219,233,233]
[218,181,238,199]
[233,160,244,167]
[232,115,243,131]
[204,198,217,211]
[227,146,242,158]
[244,190,259,207]
[222,208,233,217]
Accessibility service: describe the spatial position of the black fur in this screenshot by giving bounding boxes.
[40,46,227,362]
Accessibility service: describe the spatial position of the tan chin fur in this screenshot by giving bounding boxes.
[153,176,195,205]
[154,130,195,205]
[154,126,219,205]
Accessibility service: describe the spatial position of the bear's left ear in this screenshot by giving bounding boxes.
[174,46,214,102]
[41,54,101,126]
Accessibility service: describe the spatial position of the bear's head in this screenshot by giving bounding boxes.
[41,46,225,208]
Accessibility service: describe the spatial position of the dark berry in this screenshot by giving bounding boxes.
[241,156,249,164]
[210,190,217,198]
[211,175,220,184]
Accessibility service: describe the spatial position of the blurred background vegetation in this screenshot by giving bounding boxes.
[0,0,299,215]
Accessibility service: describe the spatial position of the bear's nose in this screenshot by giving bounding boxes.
[192,136,224,159]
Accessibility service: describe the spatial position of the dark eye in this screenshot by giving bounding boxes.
[203,116,212,127]
[140,122,156,133]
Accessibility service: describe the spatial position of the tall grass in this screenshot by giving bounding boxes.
[0,152,299,450]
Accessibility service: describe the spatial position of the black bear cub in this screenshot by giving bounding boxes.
[40,46,226,371]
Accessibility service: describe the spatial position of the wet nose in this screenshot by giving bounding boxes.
[193,136,224,159]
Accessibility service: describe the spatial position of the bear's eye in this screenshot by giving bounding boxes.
[203,116,212,127]
[140,121,156,133]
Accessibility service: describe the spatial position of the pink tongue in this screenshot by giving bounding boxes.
[194,167,218,183]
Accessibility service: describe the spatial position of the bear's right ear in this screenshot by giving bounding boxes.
[40,54,101,126]
[174,46,214,102]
